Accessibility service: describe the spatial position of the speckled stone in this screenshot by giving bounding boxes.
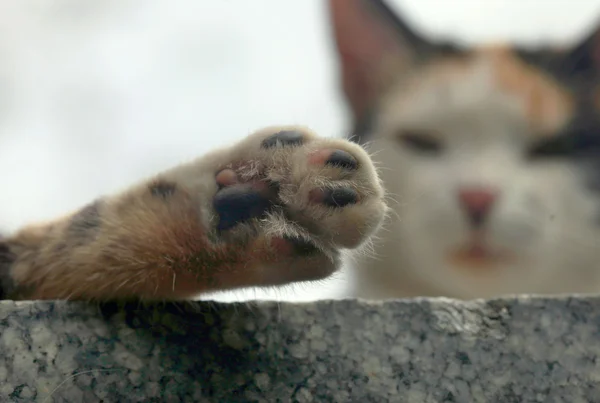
[1,297,600,402]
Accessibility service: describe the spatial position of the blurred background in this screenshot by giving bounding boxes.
[0,0,598,301]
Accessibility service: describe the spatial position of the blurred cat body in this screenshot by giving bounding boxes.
[329,0,600,299]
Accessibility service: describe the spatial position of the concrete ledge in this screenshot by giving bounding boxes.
[1,297,600,402]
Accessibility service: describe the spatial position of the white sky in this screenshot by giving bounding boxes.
[0,0,598,301]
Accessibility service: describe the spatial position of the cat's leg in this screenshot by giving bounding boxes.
[0,126,387,301]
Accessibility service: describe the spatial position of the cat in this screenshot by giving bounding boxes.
[0,126,387,301]
[328,0,600,299]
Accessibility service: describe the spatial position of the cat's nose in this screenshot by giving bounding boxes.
[457,187,497,228]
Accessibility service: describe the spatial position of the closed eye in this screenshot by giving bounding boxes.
[397,130,443,155]
[526,135,576,160]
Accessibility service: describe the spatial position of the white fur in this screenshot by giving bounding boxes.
[352,58,600,299]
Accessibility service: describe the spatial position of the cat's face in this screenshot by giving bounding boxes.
[329,0,600,297]
[372,51,600,296]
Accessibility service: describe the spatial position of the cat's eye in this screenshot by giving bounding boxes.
[526,136,573,160]
[397,131,443,155]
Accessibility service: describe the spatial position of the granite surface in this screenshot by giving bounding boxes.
[1,297,600,402]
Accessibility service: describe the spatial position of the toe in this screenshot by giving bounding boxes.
[213,185,272,231]
[261,130,304,149]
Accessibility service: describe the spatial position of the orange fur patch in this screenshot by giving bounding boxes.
[385,46,574,137]
[477,46,574,134]
[8,186,278,301]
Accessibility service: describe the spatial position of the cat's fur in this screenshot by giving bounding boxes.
[0,126,386,300]
[328,0,600,299]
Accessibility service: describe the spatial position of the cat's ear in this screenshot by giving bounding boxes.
[327,0,435,125]
[562,21,600,78]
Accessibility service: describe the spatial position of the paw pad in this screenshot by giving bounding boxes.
[213,185,271,231]
[261,130,304,149]
[215,169,238,189]
[324,188,359,207]
[325,150,358,170]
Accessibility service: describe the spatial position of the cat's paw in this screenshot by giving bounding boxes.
[209,126,387,285]
[0,125,386,301]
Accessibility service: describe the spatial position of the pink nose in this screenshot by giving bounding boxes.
[458,188,497,227]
